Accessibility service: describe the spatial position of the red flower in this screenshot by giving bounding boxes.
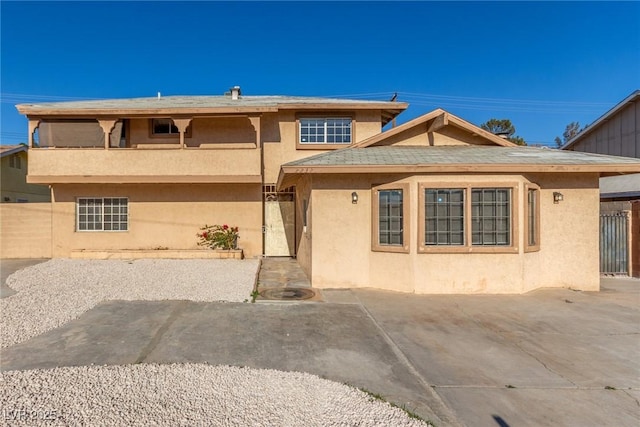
[223,224,229,230]
[202,232,208,238]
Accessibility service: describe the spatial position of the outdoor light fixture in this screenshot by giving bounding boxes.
[351,192,358,204]
[553,192,564,204]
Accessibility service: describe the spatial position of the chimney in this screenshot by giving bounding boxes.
[230,86,241,100]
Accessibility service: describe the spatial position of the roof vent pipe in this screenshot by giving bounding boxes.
[230,86,241,100]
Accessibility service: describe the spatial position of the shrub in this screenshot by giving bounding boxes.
[196,224,239,250]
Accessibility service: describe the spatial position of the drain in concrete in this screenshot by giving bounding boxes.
[259,288,315,301]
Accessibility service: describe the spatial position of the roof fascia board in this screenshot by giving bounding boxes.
[0,145,28,157]
[445,115,517,147]
[352,109,446,148]
[17,102,408,117]
[352,108,517,148]
[281,163,640,175]
[17,107,280,116]
[276,102,408,110]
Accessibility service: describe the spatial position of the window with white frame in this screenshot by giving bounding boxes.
[299,118,352,144]
[77,198,128,231]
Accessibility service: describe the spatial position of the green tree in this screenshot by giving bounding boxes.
[555,122,582,148]
[480,119,526,145]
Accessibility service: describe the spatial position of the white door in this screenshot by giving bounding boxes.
[264,190,295,256]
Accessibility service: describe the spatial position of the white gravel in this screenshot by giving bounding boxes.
[1,259,259,348]
[0,364,429,426]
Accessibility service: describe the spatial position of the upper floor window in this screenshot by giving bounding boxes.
[299,118,352,144]
[151,119,191,137]
[9,154,22,169]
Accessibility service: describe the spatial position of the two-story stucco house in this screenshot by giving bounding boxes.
[16,87,640,294]
[17,87,406,261]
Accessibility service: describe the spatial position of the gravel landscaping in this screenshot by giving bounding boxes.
[0,364,429,426]
[1,259,259,348]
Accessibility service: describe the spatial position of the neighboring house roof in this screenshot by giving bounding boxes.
[600,174,640,199]
[16,95,408,127]
[278,146,640,188]
[561,90,640,150]
[0,145,27,157]
[352,109,517,148]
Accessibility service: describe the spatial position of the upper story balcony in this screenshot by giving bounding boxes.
[16,91,408,185]
[26,116,263,184]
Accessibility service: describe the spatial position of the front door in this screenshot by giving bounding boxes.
[264,186,295,257]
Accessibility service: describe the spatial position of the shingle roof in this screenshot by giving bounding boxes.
[284,145,640,167]
[17,95,404,110]
[16,95,408,127]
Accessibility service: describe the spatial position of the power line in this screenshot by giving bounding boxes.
[397,91,612,107]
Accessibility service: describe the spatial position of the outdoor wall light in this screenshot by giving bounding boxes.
[553,192,564,204]
[351,192,358,204]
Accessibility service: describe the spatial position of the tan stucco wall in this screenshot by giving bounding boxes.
[294,175,313,279]
[304,172,600,294]
[28,148,261,179]
[521,173,600,292]
[50,184,262,258]
[1,153,51,202]
[372,125,496,147]
[262,110,382,184]
[0,203,52,258]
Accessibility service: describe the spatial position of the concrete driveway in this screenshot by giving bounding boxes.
[1,275,638,426]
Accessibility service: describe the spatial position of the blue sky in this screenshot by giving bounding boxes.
[1,1,638,147]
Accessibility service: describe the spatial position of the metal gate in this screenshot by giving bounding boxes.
[600,212,629,275]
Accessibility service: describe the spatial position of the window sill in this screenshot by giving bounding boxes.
[75,230,129,233]
[296,143,352,150]
[419,246,519,254]
[372,245,409,254]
